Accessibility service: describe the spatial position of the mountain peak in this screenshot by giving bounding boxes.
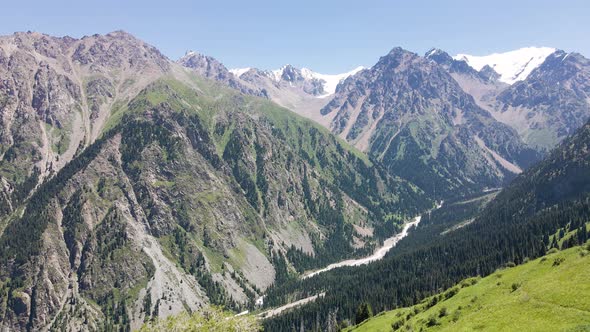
[386,46,415,58]
[425,48,447,58]
[425,48,453,64]
[244,64,364,96]
[453,47,557,84]
[105,30,135,38]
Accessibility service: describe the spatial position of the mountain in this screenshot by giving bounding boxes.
[320,47,538,198]
[179,46,590,198]
[1,29,589,332]
[262,118,590,331]
[0,31,429,331]
[454,47,556,84]
[430,48,590,151]
[493,50,590,150]
[233,65,363,127]
[178,58,363,129]
[347,245,590,331]
[178,51,268,98]
[232,65,364,97]
[0,31,171,216]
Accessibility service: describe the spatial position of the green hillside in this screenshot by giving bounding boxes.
[347,244,590,332]
[263,120,590,331]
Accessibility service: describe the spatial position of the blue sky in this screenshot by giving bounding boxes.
[1,0,588,73]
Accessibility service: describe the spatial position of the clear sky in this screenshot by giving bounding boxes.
[1,0,588,73]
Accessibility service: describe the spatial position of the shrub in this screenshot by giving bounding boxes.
[547,248,559,254]
[444,287,459,299]
[392,318,405,330]
[553,257,565,266]
[511,283,521,292]
[439,307,448,317]
[452,309,461,322]
[426,315,439,327]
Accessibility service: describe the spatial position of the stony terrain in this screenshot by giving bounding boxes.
[320,48,538,197]
[428,48,590,151]
[0,31,428,331]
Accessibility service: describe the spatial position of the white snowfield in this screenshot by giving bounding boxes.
[229,67,251,77]
[300,66,365,97]
[230,65,364,97]
[454,47,557,84]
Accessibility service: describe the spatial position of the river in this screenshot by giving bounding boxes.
[302,215,423,278]
[256,202,443,309]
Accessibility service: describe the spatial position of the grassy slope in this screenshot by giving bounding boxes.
[103,73,371,165]
[348,244,590,332]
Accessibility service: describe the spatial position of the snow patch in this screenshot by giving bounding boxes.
[229,67,251,78]
[271,65,289,82]
[453,47,556,84]
[307,66,365,97]
[230,64,364,96]
[269,65,364,95]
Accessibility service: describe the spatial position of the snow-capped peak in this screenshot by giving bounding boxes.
[230,64,365,97]
[425,48,445,58]
[181,50,201,59]
[453,47,556,84]
[229,67,251,77]
[304,66,365,97]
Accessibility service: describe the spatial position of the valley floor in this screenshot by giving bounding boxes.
[347,244,590,331]
[303,215,423,279]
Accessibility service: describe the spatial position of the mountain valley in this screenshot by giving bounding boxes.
[0,28,588,332]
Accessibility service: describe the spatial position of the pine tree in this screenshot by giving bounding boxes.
[355,302,373,324]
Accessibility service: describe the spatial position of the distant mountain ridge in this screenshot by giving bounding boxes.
[428,47,590,151]
[177,44,590,198]
[231,65,365,97]
[318,47,539,197]
[454,47,557,84]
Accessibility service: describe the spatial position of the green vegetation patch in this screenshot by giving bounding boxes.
[347,245,590,332]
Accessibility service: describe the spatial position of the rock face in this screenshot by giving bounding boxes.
[0,30,171,218]
[178,59,363,128]
[0,32,428,331]
[321,47,538,198]
[178,51,268,98]
[431,48,590,151]
[493,51,590,150]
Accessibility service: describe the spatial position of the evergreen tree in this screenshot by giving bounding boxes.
[355,302,373,324]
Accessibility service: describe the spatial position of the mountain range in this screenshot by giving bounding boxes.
[185,45,590,198]
[0,30,589,331]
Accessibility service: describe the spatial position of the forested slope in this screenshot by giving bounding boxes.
[263,120,590,331]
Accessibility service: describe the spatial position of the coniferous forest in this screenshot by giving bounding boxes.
[262,121,590,331]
